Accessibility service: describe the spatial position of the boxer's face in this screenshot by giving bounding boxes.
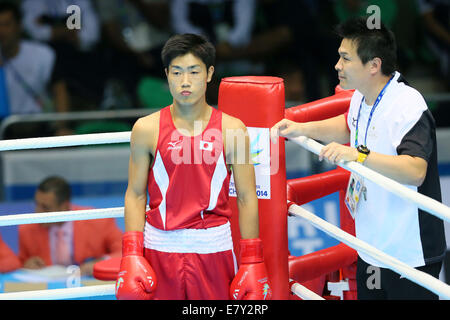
[166,53,214,107]
[335,38,370,90]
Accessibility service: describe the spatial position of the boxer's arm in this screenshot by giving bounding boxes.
[224,115,272,300]
[116,115,159,300]
[224,116,259,239]
[125,115,158,232]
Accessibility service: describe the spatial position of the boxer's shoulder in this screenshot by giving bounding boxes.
[131,112,160,153]
[133,112,160,135]
[222,112,246,132]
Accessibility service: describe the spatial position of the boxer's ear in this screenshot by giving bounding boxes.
[207,66,214,83]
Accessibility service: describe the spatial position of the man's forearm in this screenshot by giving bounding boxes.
[304,114,350,145]
[364,152,427,186]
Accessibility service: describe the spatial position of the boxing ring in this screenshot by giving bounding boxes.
[0,76,449,300]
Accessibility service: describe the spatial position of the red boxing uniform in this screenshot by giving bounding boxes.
[144,106,236,299]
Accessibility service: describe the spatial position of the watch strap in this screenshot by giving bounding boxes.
[357,152,368,164]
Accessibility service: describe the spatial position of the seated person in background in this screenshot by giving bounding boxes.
[417,0,449,83]
[0,233,21,273]
[171,0,255,48]
[170,0,257,105]
[21,0,100,52]
[21,0,104,111]
[0,2,71,138]
[18,176,122,276]
[94,0,171,108]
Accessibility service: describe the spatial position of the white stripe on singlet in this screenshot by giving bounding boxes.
[207,150,228,211]
[152,151,170,229]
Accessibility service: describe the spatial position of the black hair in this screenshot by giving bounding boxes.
[335,16,397,76]
[37,176,71,204]
[161,33,215,70]
[0,1,23,23]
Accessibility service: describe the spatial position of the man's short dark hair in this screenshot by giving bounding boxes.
[37,176,71,204]
[161,33,216,70]
[0,1,23,23]
[335,16,397,76]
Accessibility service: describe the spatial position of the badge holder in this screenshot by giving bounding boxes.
[344,173,365,219]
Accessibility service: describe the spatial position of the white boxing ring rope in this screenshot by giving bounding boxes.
[0,132,324,300]
[290,136,450,224]
[0,132,131,151]
[288,204,450,299]
[0,284,116,300]
[1,133,448,223]
[0,133,130,300]
[0,207,125,227]
[288,135,450,299]
[290,281,325,300]
[0,132,448,299]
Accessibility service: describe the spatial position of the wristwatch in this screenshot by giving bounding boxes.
[356,145,370,164]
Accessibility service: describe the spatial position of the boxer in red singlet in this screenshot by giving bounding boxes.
[115,34,271,300]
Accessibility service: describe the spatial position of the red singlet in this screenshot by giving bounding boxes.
[146,105,232,230]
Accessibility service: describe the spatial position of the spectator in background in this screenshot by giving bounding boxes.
[21,0,100,51]
[18,176,122,276]
[417,0,449,127]
[333,0,398,28]
[217,0,338,102]
[417,0,449,84]
[21,0,104,111]
[94,0,171,108]
[0,233,21,273]
[171,0,255,48]
[170,0,256,105]
[0,2,71,138]
[332,0,423,74]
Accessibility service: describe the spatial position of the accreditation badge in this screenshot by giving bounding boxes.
[344,173,365,219]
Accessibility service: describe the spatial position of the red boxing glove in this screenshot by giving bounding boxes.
[230,238,272,300]
[115,231,157,300]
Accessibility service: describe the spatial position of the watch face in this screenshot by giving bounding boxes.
[358,145,370,154]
